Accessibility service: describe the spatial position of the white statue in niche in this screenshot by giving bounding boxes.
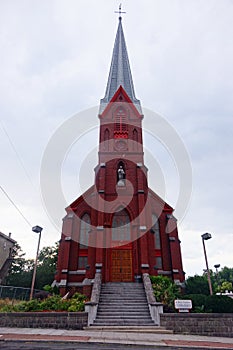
[117,165,125,186]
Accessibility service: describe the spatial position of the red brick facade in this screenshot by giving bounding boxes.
[55,86,185,295]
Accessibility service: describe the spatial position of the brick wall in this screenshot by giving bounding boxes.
[161,313,233,338]
[0,312,88,330]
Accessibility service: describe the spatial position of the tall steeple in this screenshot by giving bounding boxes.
[100,17,141,113]
[55,9,185,293]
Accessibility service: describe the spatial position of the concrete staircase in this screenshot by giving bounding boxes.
[92,282,155,326]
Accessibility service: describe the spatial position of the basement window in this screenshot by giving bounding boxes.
[154,256,162,270]
[78,256,88,269]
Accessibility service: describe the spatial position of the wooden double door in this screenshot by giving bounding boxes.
[111,249,133,282]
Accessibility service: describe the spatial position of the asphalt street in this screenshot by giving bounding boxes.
[1,341,232,350]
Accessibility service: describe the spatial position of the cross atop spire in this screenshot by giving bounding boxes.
[100,14,141,114]
[115,4,126,20]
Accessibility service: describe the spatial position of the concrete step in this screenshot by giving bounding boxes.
[97,310,150,314]
[98,303,148,307]
[94,282,154,327]
[100,293,146,297]
[101,288,144,294]
[98,302,148,305]
[97,307,150,311]
[98,303,148,306]
[99,300,147,303]
[95,315,152,319]
[97,310,150,313]
[99,299,147,302]
[93,323,155,325]
[85,326,173,333]
[100,296,146,299]
[101,294,145,296]
[99,295,147,298]
[93,321,155,326]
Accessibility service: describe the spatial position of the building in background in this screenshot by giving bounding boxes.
[0,231,16,284]
[55,17,185,295]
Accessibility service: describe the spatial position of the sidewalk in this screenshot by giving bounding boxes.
[0,327,233,349]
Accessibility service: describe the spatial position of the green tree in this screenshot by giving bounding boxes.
[217,267,233,285]
[218,281,233,293]
[185,274,210,295]
[185,267,233,295]
[34,243,58,289]
[7,243,27,274]
[5,244,34,287]
[5,243,58,290]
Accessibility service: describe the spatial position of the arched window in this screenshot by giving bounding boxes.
[112,208,130,241]
[79,213,90,249]
[152,214,161,249]
[104,128,110,150]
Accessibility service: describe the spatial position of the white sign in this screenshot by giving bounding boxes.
[174,299,192,310]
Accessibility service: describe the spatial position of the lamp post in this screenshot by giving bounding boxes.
[214,263,220,289]
[201,232,213,295]
[30,226,43,300]
[214,263,220,273]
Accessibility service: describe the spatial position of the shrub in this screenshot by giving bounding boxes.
[39,295,66,311]
[205,295,233,313]
[150,275,181,312]
[181,294,233,313]
[182,294,208,313]
[43,284,59,295]
[0,292,87,313]
[185,275,210,295]
[14,299,42,312]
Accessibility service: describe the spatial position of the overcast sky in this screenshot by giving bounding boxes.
[0,0,232,277]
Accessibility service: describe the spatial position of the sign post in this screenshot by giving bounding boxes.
[174,299,192,313]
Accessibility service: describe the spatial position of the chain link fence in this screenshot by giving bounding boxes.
[0,285,43,301]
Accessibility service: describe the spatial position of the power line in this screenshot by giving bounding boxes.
[0,185,32,228]
[0,119,35,189]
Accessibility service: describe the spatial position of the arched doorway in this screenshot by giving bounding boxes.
[110,208,133,282]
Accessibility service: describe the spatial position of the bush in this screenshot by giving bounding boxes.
[185,275,210,295]
[182,294,208,313]
[205,295,233,313]
[39,295,67,311]
[180,294,233,313]
[14,299,42,312]
[0,292,87,313]
[150,275,181,312]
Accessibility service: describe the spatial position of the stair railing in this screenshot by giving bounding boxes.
[85,272,102,326]
[142,273,163,326]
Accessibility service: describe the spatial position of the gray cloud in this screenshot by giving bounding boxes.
[0,0,232,275]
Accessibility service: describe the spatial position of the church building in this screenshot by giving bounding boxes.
[55,16,185,296]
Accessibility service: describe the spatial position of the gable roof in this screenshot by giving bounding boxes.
[99,85,143,120]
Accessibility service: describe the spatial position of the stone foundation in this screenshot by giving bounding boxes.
[161,313,233,338]
[0,312,88,330]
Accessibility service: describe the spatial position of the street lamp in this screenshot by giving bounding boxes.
[201,232,213,295]
[30,225,43,300]
[214,264,220,289]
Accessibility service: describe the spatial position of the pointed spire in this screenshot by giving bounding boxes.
[100,17,141,113]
